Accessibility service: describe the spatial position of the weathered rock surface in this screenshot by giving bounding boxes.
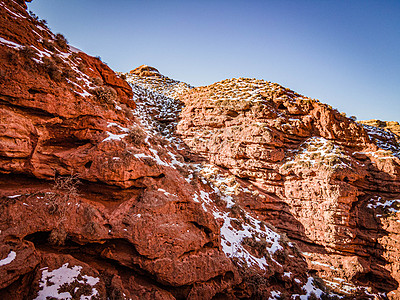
[360,119,400,138]
[124,70,400,299]
[0,1,320,299]
[2,0,400,298]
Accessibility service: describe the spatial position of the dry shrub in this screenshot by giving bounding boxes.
[6,49,18,64]
[62,67,76,79]
[84,222,100,235]
[45,174,80,220]
[43,57,62,81]
[242,235,268,258]
[231,257,269,300]
[93,86,117,106]
[59,279,95,299]
[77,62,87,73]
[142,157,156,166]
[39,19,48,26]
[51,54,64,65]
[91,77,104,86]
[19,46,37,61]
[28,10,39,21]
[42,39,55,52]
[55,33,68,51]
[157,146,168,157]
[126,126,146,145]
[119,103,134,119]
[48,225,68,246]
[230,204,247,219]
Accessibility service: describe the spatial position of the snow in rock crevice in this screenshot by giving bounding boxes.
[0,251,16,266]
[34,263,100,300]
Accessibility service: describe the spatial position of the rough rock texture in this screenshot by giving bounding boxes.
[360,119,400,142]
[130,65,162,78]
[2,0,400,299]
[173,79,400,298]
[0,1,322,299]
[123,69,400,299]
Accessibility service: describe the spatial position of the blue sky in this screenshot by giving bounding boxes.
[28,0,400,122]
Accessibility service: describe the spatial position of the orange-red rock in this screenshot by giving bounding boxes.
[0,1,313,299]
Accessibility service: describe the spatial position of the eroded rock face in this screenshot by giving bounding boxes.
[0,1,317,299]
[360,119,400,141]
[123,70,400,298]
[3,0,400,298]
[172,79,400,297]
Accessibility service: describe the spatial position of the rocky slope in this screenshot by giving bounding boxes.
[359,120,400,143]
[124,66,400,299]
[0,1,328,299]
[1,0,400,299]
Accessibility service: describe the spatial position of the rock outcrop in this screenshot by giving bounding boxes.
[360,119,400,142]
[124,71,400,299]
[2,0,400,299]
[0,1,323,299]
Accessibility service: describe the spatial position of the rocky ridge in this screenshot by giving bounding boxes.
[0,1,328,299]
[1,0,400,299]
[125,68,400,298]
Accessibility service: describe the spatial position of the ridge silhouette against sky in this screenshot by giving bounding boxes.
[28,0,400,122]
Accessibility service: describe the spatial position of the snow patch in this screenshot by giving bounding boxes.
[0,251,16,266]
[34,263,100,300]
[291,277,324,300]
[367,196,400,214]
[102,132,128,142]
[0,37,23,49]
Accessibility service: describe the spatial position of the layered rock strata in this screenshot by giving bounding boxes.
[0,1,325,299]
[125,69,400,298]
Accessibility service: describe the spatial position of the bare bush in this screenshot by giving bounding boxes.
[62,67,76,79]
[91,77,104,86]
[55,33,68,51]
[119,103,134,119]
[48,225,68,246]
[242,235,268,258]
[42,39,55,51]
[43,57,62,81]
[77,62,87,73]
[45,174,80,222]
[19,46,37,60]
[142,157,156,166]
[126,126,146,145]
[93,86,117,106]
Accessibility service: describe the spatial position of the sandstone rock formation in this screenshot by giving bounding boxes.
[1,0,400,299]
[124,71,400,299]
[0,1,324,299]
[360,119,400,143]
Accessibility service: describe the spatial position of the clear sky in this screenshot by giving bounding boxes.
[28,0,399,122]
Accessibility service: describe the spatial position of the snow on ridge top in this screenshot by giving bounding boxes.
[184,77,307,104]
[361,124,400,158]
[282,136,352,171]
[125,71,192,100]
[124,73,190,149]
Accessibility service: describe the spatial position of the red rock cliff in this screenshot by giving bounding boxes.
[0,1,324,299]
[125,69,400,299]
